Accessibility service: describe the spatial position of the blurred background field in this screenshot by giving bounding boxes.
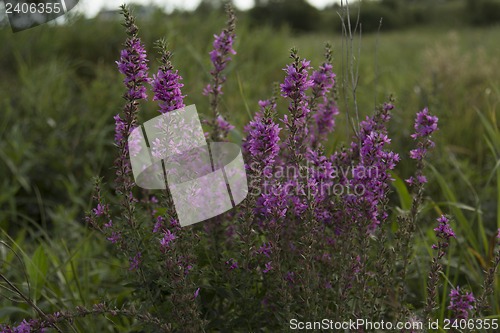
[0,0,499,330]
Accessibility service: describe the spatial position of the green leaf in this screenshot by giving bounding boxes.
[0,306,32,319]
[390,171,412,211]
[430,164,478,250]
[25,245,49,302]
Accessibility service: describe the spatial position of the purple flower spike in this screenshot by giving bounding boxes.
[107,232,121,244]
[151,40,186,114]
[152,68,185,113]
[434,215,456,240]
[225,258,239,270]
[448,286,475,320]
[116,39,150,102]
[93,203,106,217]
[411,107,439,139]
[129,252,142,271]
[160,229,177,250]
[209,30,236,76]
[280,59,314,101]
[311,62,335,99]
[408,107,438,161]
[432,215,456,256]
[245,98,281,168]
[405,107,438,185]
[263,261,273,274]
[114,114,127,146]
[204,5,236,139]
[257,242,273,258]
[216,115,235,137]
[203,8,236,98]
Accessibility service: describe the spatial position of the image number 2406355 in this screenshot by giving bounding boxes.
[3,0,79,32]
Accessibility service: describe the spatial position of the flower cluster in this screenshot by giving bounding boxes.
[245,99,281,170]
[0,320,42,333]
[308,44,338,146]
[8,6,497,333]
[203,21,236,98]
[129,252,142,271]
[281,58,314,101]
[411,107,439,139]
[432,215,456,255]
[203,4,236,140]
[406,107,439,186]
[281,52,314,150]
[151,40,185,114]
[448,286,476,320]
[116,38,150,101]
[151,68,185,113]
[348,102,401,231]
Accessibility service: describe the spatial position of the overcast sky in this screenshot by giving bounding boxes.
[76,0,341,17]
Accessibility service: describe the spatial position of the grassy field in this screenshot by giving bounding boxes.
[0,7,499,331]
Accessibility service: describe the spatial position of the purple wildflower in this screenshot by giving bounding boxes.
[245,98,281,169]
[448,286,475,320]
[405,107,438,186]
[151,69,184,113]
[345,101,400,231]
[434,215,456,242]
[280,50,314,157]
[170,218,180,228]
[15,320,31,333]
[310,62,335,99]
[417,174,427,183]
[113,6,150,216]
[153,216,164,233]
[280,58,314,101]
[209,29,236,72]
[203,14,236,98]
[92,203,106,217]
[129,252,142,271]
[432,215,456,259]
[225,258,238,270]
[411,107,439,139]
[305,148,336,207]
[409,148,425,161]
[160,229,176,250]
[312,100,339,145]
[257,242,273,258]
[116,37,150,101]
[151,40,185,114]
[204,4,236,140]
[263,261,273,274]
[309,50,337,147]
[194,287,200,299]
[216,115,235,137]
[408,107,438,161]
[258,182,288,219]
[114,114,127,145]
[107,232,121,244]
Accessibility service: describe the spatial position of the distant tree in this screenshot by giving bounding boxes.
[466,0,500,25]
[249,0,321,32]
[195,0,233,14]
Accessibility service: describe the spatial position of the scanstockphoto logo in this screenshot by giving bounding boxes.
[129,105,248,227]
[2,0,78,32]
